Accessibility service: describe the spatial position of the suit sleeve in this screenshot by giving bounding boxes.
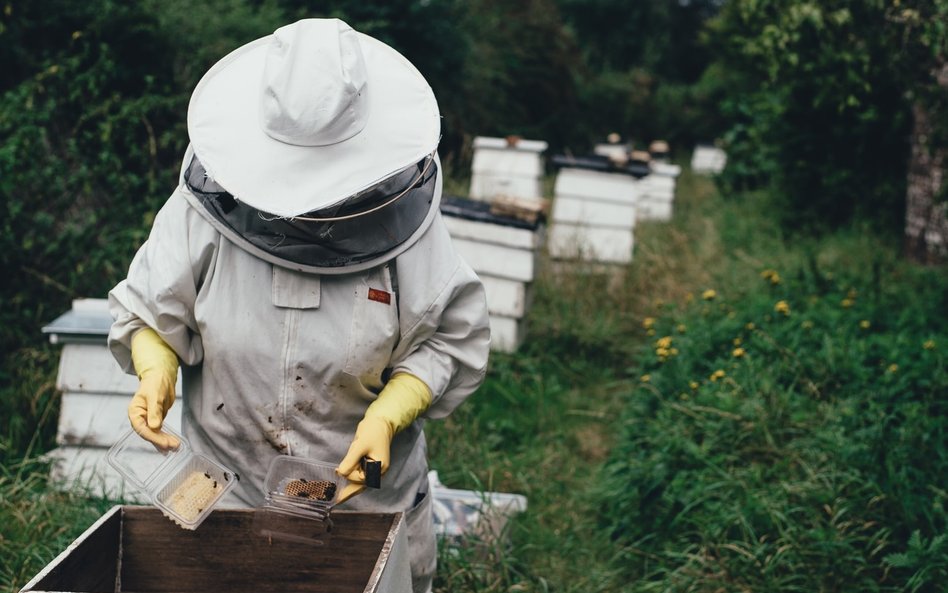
[389,214,491,418]
[108,189,218,374]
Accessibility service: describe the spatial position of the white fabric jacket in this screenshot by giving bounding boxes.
[107,170,490,515]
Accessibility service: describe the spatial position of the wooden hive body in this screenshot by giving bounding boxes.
[20,506,411,593]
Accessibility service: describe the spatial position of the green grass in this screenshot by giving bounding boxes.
[0,458,115,589]
[2,165,946,592]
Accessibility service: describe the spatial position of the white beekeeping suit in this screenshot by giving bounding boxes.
[107,18,490,593]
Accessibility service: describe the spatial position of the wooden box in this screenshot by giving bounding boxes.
[20,506,411,593]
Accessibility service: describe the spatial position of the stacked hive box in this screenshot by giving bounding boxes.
[441,196,544,353]
[636,161,681,222]
[41,298,182,501]
[548,163,641,265]
[469,136,548,201]
[593,141,631,162]
[691,144,728,174]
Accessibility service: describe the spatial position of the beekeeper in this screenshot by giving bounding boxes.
[107,18,490,593]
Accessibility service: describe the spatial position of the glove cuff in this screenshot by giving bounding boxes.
[364,372,432,435]
[131,328,179,381]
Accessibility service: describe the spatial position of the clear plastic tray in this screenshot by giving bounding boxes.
[428,470,528,541]
[253,455,348,545]
[107,428,236,530]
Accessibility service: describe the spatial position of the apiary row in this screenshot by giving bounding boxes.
[444,136,701,350]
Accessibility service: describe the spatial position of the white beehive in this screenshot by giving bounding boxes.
[469,136,548,202]
[637,162,681,222]
[593,142,631,163]
[441,196,545,353]
[42,298,183,501]
[548,167,639,264]
[691,144,727,174]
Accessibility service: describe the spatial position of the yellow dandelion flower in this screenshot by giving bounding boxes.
[642,317,656,329]
[676,324,687,334]
[774,300,791,315]
[641,374,651,383]
[841,298,854,308]
[923,339,936,350]
[656,336,673,349]
[689,381,700,390]
[647,328,656,336]
[702,289,717,301]
[733,347,746,358]
[710,369,726,382]
[760,269,781,285]
[859,320,871,330]
[733,337,743,346]
[745,322,756,330]
[802,320,814,330]
[886,364,898,374]
[655,347,670,358]
[669,348,679,357]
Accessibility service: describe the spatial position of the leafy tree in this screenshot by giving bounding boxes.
[888,0,948,262]
[0,0,283,455]
[708,0,913,232]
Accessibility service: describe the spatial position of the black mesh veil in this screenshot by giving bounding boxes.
[184,153,438,269]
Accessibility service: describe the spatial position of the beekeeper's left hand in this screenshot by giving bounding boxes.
[335,372,431,504]
[128,327,180,450]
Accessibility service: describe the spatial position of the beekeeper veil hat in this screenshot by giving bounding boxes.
[181,18,443,273]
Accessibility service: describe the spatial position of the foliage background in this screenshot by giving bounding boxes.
[2,1,947,590]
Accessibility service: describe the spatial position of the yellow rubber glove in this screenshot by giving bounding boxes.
[335,372,432,504]
[129,328,180,450]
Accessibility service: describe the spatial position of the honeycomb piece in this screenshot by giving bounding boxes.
[284,478,336,501]
[165,471,220,525]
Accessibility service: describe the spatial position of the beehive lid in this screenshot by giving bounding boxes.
[42,298,112,345]
[472,136,548,153]
[441,195,543,230]
[550,154,650,179]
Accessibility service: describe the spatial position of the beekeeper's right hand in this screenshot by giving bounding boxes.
[129,328,180,450]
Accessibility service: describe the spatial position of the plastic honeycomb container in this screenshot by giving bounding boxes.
[107,428,237,530]
[253,455,349,545]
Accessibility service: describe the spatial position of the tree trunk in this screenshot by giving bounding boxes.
[904,64,948,264]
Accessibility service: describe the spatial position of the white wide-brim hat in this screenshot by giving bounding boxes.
[187,18,440,218]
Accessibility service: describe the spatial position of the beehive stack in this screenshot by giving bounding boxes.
[441,195,545,353]
[548,165,640,265]
[691,144,728,174]
[637,160,681,222]
[42,298,183,500]
[469,136,548,202]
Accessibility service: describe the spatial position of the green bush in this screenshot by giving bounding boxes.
[597,255,948,591]
[708,0,916,232]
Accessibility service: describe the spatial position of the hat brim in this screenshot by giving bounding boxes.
[187,32,440,218]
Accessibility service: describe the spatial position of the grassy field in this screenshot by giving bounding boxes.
[2,165,946,592]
